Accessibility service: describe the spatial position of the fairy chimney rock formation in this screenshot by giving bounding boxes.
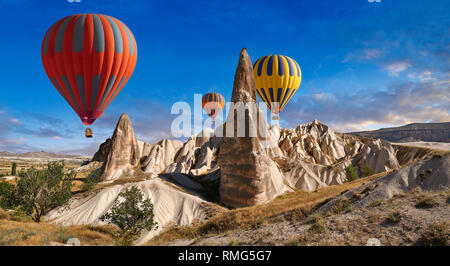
[218,48,290,208]
[102,113,141,180]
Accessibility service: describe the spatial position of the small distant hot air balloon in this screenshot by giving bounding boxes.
[202,92,225,121]
[253,55,301,119]
[41,14,137,137]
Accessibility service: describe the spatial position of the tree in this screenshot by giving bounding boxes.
[13,162,74,222]
[0,181,15,209]
[100,186,157,246]
[345,165,359,182]
[11,162,17,176]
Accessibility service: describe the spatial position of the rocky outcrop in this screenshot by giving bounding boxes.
[317,154,450,213]
[218,48,291,208]
[166,128,221,176]
[349,122,450,143]
[351,139,400,173]
[92,138,112,162]
[141,139,183,175]
[102,114,141,181]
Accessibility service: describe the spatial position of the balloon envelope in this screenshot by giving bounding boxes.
[253,55,301,114]
[202,92,225,120]
[41,14,137,125]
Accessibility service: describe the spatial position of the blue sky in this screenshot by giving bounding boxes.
[0,0,448,155]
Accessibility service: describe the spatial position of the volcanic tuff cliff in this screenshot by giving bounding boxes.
[349,122,450,143]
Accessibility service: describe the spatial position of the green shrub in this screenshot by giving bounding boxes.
[309,218,328,234]
[420,222,449,246]
[415,196,439,209]
[100,186,158,246]
[81,168,103,191]
[345,166,359,182]
[361,165,376,177]
[329,199,352,214]
[386,211,401,224]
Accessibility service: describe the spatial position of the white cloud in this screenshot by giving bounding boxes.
[407,70,434,82]
[9,118,23,125]
[384,61,411,76]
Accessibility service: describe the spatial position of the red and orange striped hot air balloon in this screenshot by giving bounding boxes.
[202,92,225,121]
[41,14,137,131]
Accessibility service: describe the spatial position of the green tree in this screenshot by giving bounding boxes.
[345,165,359,182]
[0,181,16,209]
[11,162,17,176]
[12,162,74,222]
[100,186,157,246]
[361,165,376,177]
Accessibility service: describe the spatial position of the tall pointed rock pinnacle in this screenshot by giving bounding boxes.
[102,113,141,180]
[218,48,291,208]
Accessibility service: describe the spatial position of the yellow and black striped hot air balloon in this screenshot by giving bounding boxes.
[253,55,301,116]
[202,92,225,121]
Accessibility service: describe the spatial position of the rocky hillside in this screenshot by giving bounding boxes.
[349,122,450,143]
[152,154,450,246]
[45,48,444,245]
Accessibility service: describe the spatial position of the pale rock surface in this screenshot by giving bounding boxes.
[46,178,211,245]
[141,139,183,175]
[102,114,141,181]
[317,154,450,212]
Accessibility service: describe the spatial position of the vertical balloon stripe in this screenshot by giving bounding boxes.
[286,57,294,76]
[276,88,282,103]
[105,16,123,53]
[92,14,105,53]
[75,75,87,110]
[43,22,58,54]
[257,56,267,76]
[52,77,76,111]
[277,55,284,76]
[260,89,272,109]
[91,75,101,110]
[73,14,86,52]
[295,60,301,77]
[267,56,274,76]
[97,75,117,110]
[256,89,264,102]
[280,88,290,109]
[118,20,134,55]
[61,75,81,112]
[100,77,126,113]
[268,88,275,103]
[55,16,74,53]
[283,88,297,109]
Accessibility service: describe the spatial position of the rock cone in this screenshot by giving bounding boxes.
[102,113,140,180]
[218,48,290,208]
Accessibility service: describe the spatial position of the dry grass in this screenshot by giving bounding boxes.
[146,170,391,245]
[0,217,116,246]
[420,222,449,246]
